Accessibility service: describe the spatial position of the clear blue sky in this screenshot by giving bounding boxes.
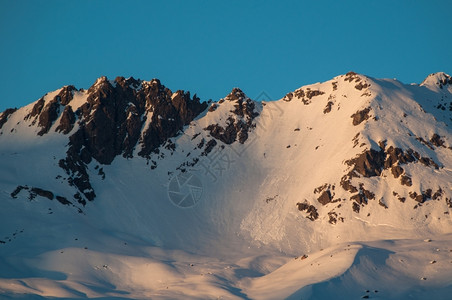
[1,0,451,111]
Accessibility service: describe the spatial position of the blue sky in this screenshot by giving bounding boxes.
[1,0,451,111]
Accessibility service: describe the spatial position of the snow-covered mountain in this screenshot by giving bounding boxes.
[1,72,452,299]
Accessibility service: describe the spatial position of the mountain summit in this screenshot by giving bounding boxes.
[1,72,452,299]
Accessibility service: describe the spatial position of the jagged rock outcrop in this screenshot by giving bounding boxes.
[0,108,17,129]
[57,76,207,203]
[339,139,444,214]
[204,88,259,144]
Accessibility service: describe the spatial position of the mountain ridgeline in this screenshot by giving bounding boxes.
[1,72,452,252]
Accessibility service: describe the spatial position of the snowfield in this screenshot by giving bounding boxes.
[1,72,452,299]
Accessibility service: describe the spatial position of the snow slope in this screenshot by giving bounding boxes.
[0,72,452,299]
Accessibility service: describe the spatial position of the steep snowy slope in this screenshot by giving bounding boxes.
[0,72,451,299]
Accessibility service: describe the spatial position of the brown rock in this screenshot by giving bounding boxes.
[351,107,371,126]
[391,165,404,178]
[0,108,17,129]
[317,190,333,205]
[400,175,412,186]
[55,106,76,134]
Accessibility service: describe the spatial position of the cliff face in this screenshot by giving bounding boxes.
[1,72,451,245]
[2,76,207,204]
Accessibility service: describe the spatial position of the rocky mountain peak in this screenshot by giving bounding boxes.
[421,72,452,89]
[224,87,248,102]
[204,88,259,145]
[114,76,141,89]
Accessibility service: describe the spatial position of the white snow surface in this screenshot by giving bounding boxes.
[0,72,452,299]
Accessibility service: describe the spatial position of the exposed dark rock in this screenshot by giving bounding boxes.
[344,71,361,83]
[343,142,440,199]
[294,89,305,99]
[317,190,333,205]
[204,88,258,144]
[393,191,406,203]
[352,202,360,213]
[56,85,77,106]
[378,199,388,209]
[351,107,371,126]
[201,139,217,156]
[432,188,443,200]
[296,202,319,221]
[55,76,207,203]
[400,175,412,186]
[409,192,426,203]
[416,136,434,150]
[55,106,76,134]
[24,98,45,123]
[323,101,334,114]
[345,148,385,177]
[327,211,343,224]
[430,134,445,148]
[56,195,72,205]
[0,108,17,129]
[306,89,325,99]
[359,184,375,200]
[37,98,61,136]
[314,184,338,205]
[291,88,325,105]
[283,92,294,102]
[351,193,366,205]
[205,117,239,144]
[197,138,205,149]
[355,82,370,90]
[208,104,218,112]
[391,165,404,178]
[314,184,329,194]
[446,198,452,208]
[418,157,439,169]
[384,146,416,168]
[11,185,27,198]
[349,183,375,211]
[30,187,54,200]
[340,175,358,193]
